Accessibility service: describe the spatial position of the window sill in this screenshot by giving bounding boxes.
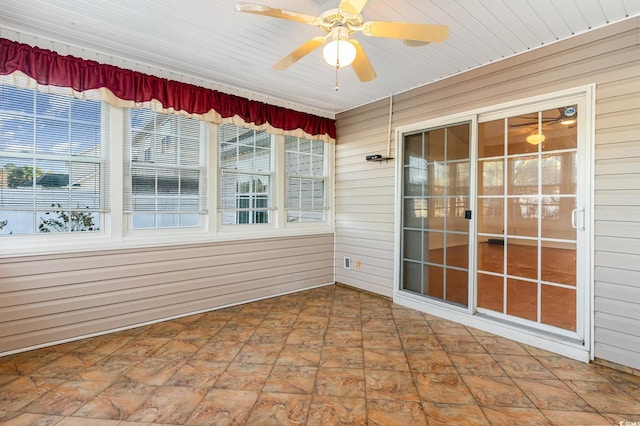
[0,225,335,258]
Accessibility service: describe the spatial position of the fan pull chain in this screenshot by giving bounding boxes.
[334,40,341,91]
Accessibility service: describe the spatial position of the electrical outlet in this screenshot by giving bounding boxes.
[344,257,351,269]
[355,260,361,270]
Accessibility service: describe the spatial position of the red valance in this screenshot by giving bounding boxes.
[0,38,336,141]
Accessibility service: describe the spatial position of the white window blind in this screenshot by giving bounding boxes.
[218,124,272,225]
[0,84,106,235]
[285,136,326,223]
[124,109,206,229]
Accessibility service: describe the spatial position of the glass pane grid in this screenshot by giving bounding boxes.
[127,110,205,229]
[218,168,272,224]
[1,85,104,235]
[476,106,578,333]
[401,124,470,307]
[284,136,326,223]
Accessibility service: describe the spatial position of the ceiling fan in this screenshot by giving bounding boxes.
[509,106,578,128]
[509,106,577,145]
[234,1,449,84]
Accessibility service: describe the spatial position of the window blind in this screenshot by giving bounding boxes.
[218,124,273,225]
[124,109,207,229]
[0,83,107,234]
[284,135,326,223]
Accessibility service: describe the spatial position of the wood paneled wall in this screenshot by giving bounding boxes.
[0,234,334,354]
[335,17,640,369]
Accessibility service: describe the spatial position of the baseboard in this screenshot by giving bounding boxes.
[0,281,335,358]
[593,358,640,377]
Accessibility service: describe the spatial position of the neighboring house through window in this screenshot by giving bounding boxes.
[125,109,206,229]
[285,136,326,222]
[218,124,273,225]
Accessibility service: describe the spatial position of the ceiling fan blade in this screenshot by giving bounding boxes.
[362,21,449,43]
[273,37,327,70]
[509,122,539,128]
[509,118,561,128]
[350,40,376,82]
[338,0,369,15]
[234,2,319,25]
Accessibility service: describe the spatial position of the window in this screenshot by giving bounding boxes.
[218,124,272,225]
[285,136,326,223]
[125,109,206,229]
[0,84,105,235]
[0,84,332,248]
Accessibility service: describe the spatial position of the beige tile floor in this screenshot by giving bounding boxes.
[1,284,639,425]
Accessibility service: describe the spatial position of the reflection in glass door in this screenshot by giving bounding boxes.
[477,105,579,332]
[401,123,471,307]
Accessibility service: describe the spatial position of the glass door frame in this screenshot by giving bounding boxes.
[393,85,594,361]
[475,95,589,342]
[395,113,479,316]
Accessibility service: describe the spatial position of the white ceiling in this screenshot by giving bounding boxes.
[1,0,639,118]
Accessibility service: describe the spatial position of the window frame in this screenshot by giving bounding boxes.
[0,84,108,239]
[123,108,209,233]
[0,84,334,256]
[216,124,276,228]
[284,136,329,224]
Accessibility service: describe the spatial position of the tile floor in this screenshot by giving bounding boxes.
[1,284,639,425]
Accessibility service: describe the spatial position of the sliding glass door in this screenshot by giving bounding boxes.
[477,104,581,334]
[398,95,588,342]
[401,122,471,307]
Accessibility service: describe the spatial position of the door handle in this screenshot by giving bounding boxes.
[571,208,585,230]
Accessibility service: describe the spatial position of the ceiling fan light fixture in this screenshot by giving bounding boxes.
[526,132,546,145]
[322,26,356,68]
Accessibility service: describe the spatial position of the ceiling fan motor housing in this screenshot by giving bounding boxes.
[319,8,364,33]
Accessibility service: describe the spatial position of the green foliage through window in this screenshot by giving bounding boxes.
[2,164,45,188]
[39,203,97,233]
